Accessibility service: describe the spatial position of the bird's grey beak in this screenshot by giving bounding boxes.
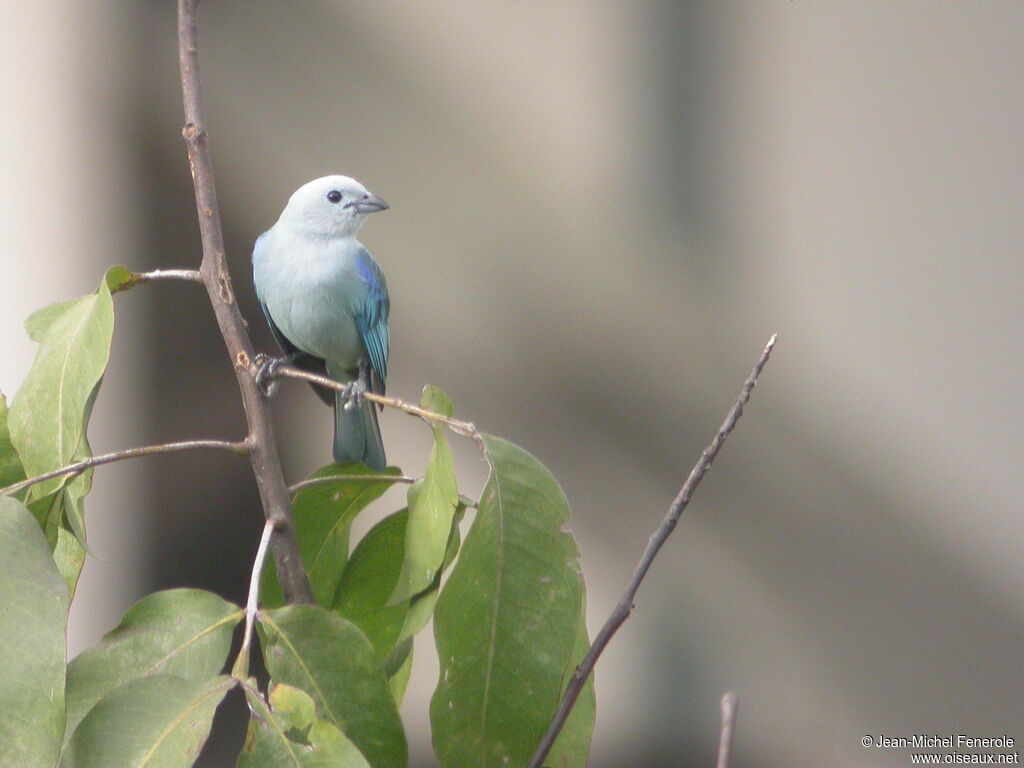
[347,193,389,214]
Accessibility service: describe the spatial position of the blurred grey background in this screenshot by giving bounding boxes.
[2,2,1021,766]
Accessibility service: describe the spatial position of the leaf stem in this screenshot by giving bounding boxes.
[0,439,249,497]
[525,334,777,768]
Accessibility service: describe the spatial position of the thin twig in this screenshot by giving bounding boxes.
[108,269,204,294]
[240,518,274,664]
[526,334,777,768]
[272,364,480,440]
[132,269,203,284]
[178,0,312,603]
[716,692,738,768]
[0,439,249,497]
[287,473,415,495]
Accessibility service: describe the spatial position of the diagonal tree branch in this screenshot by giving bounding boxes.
[0,439,249,498]
[526,334,777,768]
[177,0,312,604]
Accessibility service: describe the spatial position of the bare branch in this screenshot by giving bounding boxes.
[287,473,415,495]
[107,269,204,295]
[178,0,312,603]
[131,269,203,284]
[0,439,248,497]
[272,364,481,440]
[526,334,777,768]
[716,692,738,768]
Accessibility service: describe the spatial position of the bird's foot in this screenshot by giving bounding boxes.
[254,353,287,396]
[341,379,367,412]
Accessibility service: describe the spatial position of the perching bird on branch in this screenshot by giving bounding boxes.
[253,175,390,471]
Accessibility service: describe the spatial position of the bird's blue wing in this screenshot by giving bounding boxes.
[354,248,390,394]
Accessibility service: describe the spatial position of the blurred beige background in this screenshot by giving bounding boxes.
[2,2,1021,766]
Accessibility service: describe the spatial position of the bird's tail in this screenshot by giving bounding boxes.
[333,390,386,471]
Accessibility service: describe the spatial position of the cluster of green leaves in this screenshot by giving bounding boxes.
[0,271,595,767]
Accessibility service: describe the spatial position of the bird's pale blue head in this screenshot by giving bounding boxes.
[279,175,388,238]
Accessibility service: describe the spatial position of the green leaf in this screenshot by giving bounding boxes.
[28,486,63,535]
[61,472,91,549]
[546,599,596,768]
[259,606,407,768]
[4,388,88,595]
[238,682,372,768]
[430,435,584,768]
[24,298,82,342]
[262,464,401,609]
[53,524,86,600]
[388,386,458,604]
[335,503,464,662]
[0,393,26,489]
[36,386,101,560]
[65,588,242,743]
[61,418,95,546]
[29,426,94,586]
[60,674,233,768]
[383,639,413,706]
[9,278,114,501]
[398,503,464,645]
[420,384,454,419]
[334,509,409,660]
[0,497,69,768]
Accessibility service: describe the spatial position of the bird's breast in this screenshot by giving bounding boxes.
[256,246,366,369]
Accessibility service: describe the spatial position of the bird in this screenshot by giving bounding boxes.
[252,175,390,471]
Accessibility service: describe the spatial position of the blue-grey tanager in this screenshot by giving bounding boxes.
[253,175,390,471]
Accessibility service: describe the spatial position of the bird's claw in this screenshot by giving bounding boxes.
[341,379,366,412]
[254,353,285,396]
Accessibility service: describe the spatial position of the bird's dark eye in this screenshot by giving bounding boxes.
[326,190,342,204]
